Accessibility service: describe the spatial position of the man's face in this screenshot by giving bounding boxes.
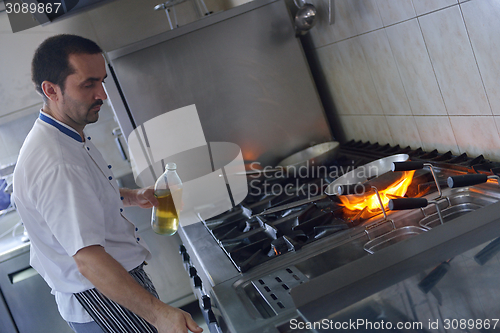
[58,53,107,129]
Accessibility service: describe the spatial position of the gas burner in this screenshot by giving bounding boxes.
[202,141,500,272]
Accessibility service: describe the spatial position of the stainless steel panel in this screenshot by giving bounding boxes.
[292,197,500,323]
[0,290,16,333]
[106,0,332,167]
[178,222,240,288]
[0,252,73,333]
[138,228,196,307]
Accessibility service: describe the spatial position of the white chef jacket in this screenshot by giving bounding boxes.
[12,111,152,323]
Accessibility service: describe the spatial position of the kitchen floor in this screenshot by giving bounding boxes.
[181,301,209,333]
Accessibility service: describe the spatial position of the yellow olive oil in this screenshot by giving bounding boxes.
[152,190,179,235]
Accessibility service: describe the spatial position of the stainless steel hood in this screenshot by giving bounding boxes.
[104,0,332,169]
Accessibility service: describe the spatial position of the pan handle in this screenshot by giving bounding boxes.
[252,194,328,217]
[474,237,500,266]
[418,258,453,294]
[447,174,488,188]
[392,161,424,172]
[389,198,428,210]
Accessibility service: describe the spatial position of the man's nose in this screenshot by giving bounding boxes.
[97,83,108,100]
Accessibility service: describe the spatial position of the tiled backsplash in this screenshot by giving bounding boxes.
[304,0,500,161]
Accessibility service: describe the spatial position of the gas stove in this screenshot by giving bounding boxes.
[177,141,500,333]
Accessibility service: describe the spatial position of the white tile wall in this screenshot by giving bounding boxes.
[450,116,500,160]
[305,0,358,47]
[461,0,500,115]
[309,0,500,161]
[338,115,368,142]
[418,5,491,116]
[385,19,447,116]
[411,0,457,16]
[358,30,412,116]
[360,115,394,145]
[414,116,459,154]
[350,0,383,35]
[335,37,382,116]
[316,44,352,116]
[376,0,416,26]
[385,115,422,149]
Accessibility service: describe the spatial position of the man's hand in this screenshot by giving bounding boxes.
[74,245,203,333]
[120,187,159,208]
[155,305,203,333]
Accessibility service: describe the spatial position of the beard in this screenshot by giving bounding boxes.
[61,94,103,125]
[87,100,104,123]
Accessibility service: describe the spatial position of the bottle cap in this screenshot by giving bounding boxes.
[166,162,177,170]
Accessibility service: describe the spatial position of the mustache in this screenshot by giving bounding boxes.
[90,100,104,109]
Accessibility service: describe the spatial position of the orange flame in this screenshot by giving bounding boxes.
[487,178,497,184]
[339,170,416,213]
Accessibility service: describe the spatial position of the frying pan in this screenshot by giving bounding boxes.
[253,153,410,216]
[242,141,340,175]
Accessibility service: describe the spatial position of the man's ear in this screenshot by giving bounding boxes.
[41,81,60,102]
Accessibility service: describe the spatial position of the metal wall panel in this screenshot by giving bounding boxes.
[106,0,332,167]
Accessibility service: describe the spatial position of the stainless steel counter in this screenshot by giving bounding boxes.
[0,235,29,263]
[0,210,28,263]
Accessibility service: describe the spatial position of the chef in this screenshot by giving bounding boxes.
[12,34,203,333]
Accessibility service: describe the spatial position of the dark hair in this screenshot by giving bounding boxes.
[31,34,103,100]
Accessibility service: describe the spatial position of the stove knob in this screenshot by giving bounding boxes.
[182,252,190,263]
[193,275,202,289]
[188,266,197,278]
[201,295,211,310]
[207,309,217,324]
[179,245,186,255]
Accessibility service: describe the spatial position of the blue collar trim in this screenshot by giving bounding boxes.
[39,113,83,143]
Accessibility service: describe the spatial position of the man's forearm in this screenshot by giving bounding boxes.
[73,245,163,325]
[73,245,201,333]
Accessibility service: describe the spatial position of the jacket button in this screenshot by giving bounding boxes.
[120,208,123,212]
[87,147,90,151]
[87,136,91,140]
[137,238,140,242]
[108,165,112,169]
[108,176,113,180]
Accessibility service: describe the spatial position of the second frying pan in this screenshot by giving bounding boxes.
[254,154,409,216]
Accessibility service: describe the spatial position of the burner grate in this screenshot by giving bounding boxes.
[203,141,500,272]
